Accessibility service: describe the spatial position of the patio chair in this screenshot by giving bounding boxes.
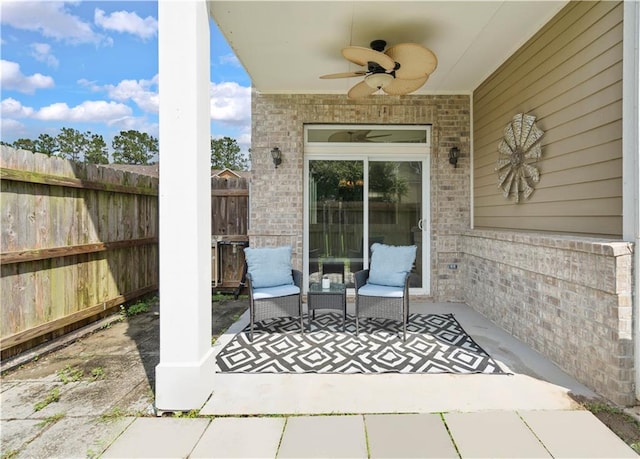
[354,243,417,341]
[244,245,303,341]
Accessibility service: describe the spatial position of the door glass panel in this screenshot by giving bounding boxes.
[368,161,422,288]
[308,160,363,288]
[307,128,427,144]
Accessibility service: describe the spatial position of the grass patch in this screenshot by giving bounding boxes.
[34,387,60,411]
[212,293,235,302]
[172,409,200,418]
[37,412,65,427]
[1,449,19,459]
[212,293,248,303]
[90,367,105,380]
[57,365,84,384]
[100,406,125,422]
[121,294,158,318]
[122,301,150,317]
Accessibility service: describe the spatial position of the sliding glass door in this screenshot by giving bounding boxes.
[304,125,431,294]
[368,160,424,289]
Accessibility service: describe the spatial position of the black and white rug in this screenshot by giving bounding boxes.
[215,313,506,375]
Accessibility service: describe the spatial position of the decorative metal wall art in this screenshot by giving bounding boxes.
[496,113,544,203]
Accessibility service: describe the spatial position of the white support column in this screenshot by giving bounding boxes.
[622,1,640,403]
[156,0,213,411]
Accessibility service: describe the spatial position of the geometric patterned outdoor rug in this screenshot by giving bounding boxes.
[215,313,507,374]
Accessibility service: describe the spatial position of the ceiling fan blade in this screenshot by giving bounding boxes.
[319,71,367,79]
[385,43,438,79]
[342,46,395,71]
[382,75,429,96]
[328,130,373,142]
[347,80,379,99]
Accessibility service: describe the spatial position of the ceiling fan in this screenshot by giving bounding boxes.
[328,130,390,142]
[320,39,437,99]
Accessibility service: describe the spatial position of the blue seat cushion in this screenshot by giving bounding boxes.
[244,246,294,288]
[358,283,404,298]
[253,284,300,300]
[367,243,417,288]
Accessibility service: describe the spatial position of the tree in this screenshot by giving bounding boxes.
[12,138,37,152]
[112,130,158,164]
[369,162,408,203]
[56,127,87,161]
[35,133,58,156]
[85,133,109,164]
[210,136,248,170]
[310,160,363,202]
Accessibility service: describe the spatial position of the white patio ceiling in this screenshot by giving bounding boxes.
[208,1,568,95]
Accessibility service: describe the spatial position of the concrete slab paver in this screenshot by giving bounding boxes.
[0,419,43,455]
[444,411,551,458]
[30,379,138,418]
[190,416,285,458]
[101,417,210,458]
[0,381,67,419]
[278,415,367,458]
[520,410,639,458]
[17,415,135,459]
[365,413,458,458]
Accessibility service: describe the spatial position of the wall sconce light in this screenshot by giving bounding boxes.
[271,147,282,168]
[449,147,460,168]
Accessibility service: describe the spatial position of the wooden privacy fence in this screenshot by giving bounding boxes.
[211,175,249,290]
[0,146,159,358]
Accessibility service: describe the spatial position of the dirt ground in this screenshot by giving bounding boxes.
[2,294,639,456]
[0,294,249,458]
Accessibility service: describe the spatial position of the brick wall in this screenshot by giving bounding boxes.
[462,229,634,405]
[250,93,471,299]
[250,92,636,405]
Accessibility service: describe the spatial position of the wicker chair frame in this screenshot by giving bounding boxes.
[247,269,304,341]
[354,269,410,341]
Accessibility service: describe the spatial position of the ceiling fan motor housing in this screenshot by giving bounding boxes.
[370,39,387,52]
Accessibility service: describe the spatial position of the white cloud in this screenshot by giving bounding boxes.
[210,82,251,126]
[109,116,158,137]
[34,100,132,122]
[94,8,157,40]
[218,53,241,67]
[1,98,35,118]
[77,78,102,92]
[0,117,26,139]
[0,2,105,45]
[0,60,54,94]
[30,43,59,68]
[102,76,159,113]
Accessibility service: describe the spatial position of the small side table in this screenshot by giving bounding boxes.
[307,282,347,331]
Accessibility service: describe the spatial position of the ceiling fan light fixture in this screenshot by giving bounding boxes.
[364,72,394,89]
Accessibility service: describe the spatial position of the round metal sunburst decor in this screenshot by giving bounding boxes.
[496,113,544,203]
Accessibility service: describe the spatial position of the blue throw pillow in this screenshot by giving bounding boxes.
[368,243,417,288]
[244,246,294,288]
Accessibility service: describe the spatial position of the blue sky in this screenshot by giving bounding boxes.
[0,1,252,160]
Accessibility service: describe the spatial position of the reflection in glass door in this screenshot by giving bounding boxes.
[308,160,363,288]
[308,159,424,290]
[368,161,423,288]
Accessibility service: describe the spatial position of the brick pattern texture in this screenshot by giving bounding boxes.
[250,92,635,406]
[250,93,471,299]
[462,230,634,406]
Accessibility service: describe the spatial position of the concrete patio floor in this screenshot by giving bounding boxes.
[2,299,638,458]
[203,301,598,415]
[106,300,637,458]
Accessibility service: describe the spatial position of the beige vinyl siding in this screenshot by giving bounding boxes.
[473,1,623,236]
